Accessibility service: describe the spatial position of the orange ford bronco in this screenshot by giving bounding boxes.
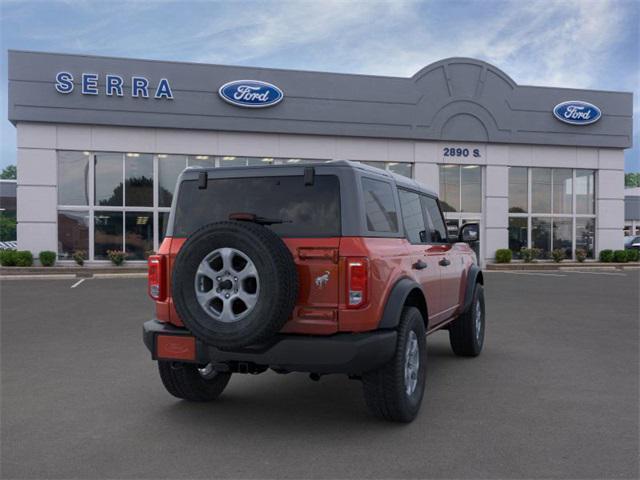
[144,161,484,422]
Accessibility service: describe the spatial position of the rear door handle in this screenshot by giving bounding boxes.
[439,257,451,267]
[412,260,427,270]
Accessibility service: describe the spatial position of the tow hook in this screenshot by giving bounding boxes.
[309,373,322,381]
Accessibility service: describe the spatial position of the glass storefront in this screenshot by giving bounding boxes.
[508,167,596,259]
[57,151,335,261]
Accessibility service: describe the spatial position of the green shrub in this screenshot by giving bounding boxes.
[107,250,127,266]
[73,250,87,266]
[575,249,587,263]
[39,250,56,267]
[551,249,565,263]
[520,248,533,263]
[626,249,639,262]
[599,249,614,262]
[0,249,18,266]
[495,249,512,263]
[15,250,34,267]
[613,250,628,263]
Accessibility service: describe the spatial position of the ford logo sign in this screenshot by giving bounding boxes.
[553,100,601,125]
[218,80,283,108]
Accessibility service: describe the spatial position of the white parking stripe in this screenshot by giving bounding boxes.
[567,270,626,276]
[489,271,566,277]
[70,278,86,288]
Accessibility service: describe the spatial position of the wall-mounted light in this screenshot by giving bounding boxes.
[287,159,300,163]
[222,156,236,161]
[463,165,479,169]
[126,153,140,157]
[262,158,273,162]
[195,155,209,160]
[157,154,167,159]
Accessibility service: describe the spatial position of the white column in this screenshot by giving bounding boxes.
[484,165,509,263]
[16,123,58,258]
[596,149,625,253]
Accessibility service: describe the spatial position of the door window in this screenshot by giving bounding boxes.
[421,196,448,243]
[398,189,427,243]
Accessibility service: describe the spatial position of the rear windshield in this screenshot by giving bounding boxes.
[173,175,341,237]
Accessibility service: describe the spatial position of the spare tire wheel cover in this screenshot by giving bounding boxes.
[172,221,298,349]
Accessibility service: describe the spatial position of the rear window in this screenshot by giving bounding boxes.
[361,177,398,233]
[173,175,341,237]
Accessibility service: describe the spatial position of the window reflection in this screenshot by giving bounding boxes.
[552,169,572,214]
[94,211,123,259]
[125,153,153,207]
[461,165,481,213]
[58,151,90,205]
[576,170,595,214]
[576,218,595,258]
[58,211,89,259]
[439,165,460,212]
[508,167,528,213]
[158,155,187,207]
[531,217,551,258]
[531,168,551,213]
[508,217,527,258]
[552,217,572,257]
[125,212,154,259]
[95,153,123,206]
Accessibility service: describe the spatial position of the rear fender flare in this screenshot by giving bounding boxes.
[378,278,428,330]
[462,265,483,313]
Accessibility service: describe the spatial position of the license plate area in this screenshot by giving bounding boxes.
[156,334,196,361]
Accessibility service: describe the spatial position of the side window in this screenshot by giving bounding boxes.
[421,195,448,243]
[361,177,398,233]
[399,189,427,243]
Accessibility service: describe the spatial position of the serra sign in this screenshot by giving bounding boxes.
[55,72,174,99]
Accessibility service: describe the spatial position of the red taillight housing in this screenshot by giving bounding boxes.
[148,255,166,301]
[346,257,369,309]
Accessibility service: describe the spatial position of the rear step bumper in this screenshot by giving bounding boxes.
[143,319,397,374]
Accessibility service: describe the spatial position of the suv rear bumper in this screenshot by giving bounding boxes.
[143,319,397,374]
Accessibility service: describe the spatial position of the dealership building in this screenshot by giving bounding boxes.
[7,50,633,265]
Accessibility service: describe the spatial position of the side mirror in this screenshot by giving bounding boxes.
[459,223,479,243]
[447,224,459,243]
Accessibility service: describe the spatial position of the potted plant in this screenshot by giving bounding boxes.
[107,250,127,266]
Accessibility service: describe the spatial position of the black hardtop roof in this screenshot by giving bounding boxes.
[184,160,437,197]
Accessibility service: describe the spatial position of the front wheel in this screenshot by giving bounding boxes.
[158,361,231,401]
[449,283,485,356]
[362,307,427,422]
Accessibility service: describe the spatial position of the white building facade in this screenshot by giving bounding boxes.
[8,51,633,265]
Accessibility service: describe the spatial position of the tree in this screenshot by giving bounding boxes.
[625,173,640,188]
[1,165,16,179]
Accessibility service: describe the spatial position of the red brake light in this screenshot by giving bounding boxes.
[148,255,166,301]
[346,257,368,309]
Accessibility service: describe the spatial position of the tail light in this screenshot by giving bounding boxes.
[148,255,166,301]
[346,257,368,309]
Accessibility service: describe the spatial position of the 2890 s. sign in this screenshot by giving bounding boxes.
[218,80,284,108]
[553,100,601,125]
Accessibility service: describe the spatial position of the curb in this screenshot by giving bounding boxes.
[0,266,146,276]
[486,262,639,271]
[0,272,148,280]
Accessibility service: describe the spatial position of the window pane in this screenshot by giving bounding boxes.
[361,178,398,233]
[188,155,214,168]
[361,161,385,170]
[439,165,460,212]
[94,211,123,259]
[576,170,595,214]
[248,157,273,166]
[125,153,153,207]
[57,210,89,259]
[508,217,527,258]
[159,212,171,243]
[95,153,123,206]
[576,218,595,259]
[531,168,551,213]
[219,156,247,167]
[125,212,154,260]
[552,217,572,258]
[460,165,481,212]
[388,162,412,178]
[421,196,448,243]
[509,167,528,213]
[531,217,551,258]
[58,151,90,205]
[553,169,572,214]
[175,176,341,237]
[399,189,427,243]
[158,155,186,207]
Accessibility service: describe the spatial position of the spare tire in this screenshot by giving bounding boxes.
[172,221,298,349]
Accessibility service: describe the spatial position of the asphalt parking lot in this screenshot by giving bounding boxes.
[1,270,638,479]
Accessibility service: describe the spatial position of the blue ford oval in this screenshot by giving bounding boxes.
[218,80,284,108]
[553,100,601,125]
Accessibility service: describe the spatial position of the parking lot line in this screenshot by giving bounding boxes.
[70,278,86,288]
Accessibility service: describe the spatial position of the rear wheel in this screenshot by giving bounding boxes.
[449,283,485,356]
[362,307,426,422]
[158,361,231,401]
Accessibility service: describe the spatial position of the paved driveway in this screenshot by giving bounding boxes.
[1,270,638,479]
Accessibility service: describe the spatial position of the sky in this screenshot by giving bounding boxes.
[0,0,638,172]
